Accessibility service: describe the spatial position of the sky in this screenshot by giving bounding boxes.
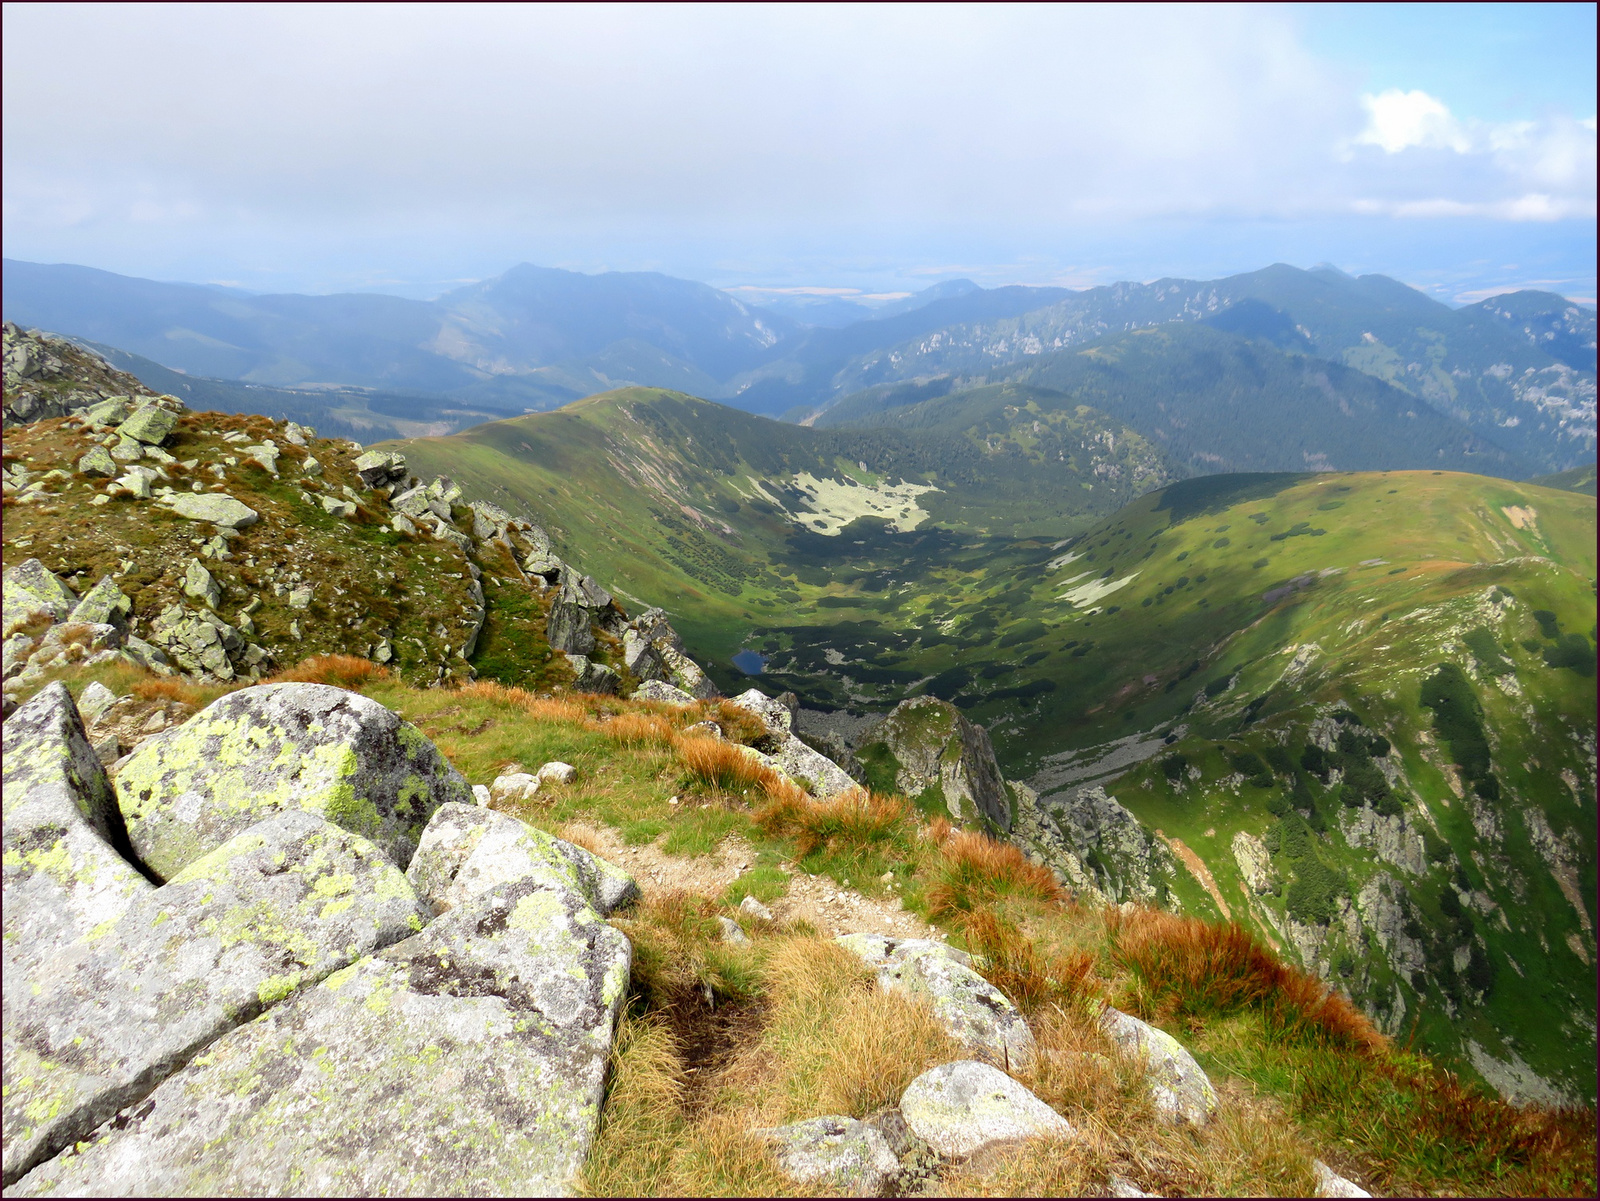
[3,2,1595,304]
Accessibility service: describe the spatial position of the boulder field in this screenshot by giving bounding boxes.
[2,679,1261,1197]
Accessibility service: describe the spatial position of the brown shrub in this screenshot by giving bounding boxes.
[754,788,909,858]
[925,828,1067,920]
[1106,906,1386,1052]
[268,654,391,691]
[456,679,592,724]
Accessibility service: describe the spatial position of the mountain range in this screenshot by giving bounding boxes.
[6,258,1592,475]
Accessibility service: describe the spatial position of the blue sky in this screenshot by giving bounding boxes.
[3,3,1594,304]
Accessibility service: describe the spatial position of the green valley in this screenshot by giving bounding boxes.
[389,387,1596,1103]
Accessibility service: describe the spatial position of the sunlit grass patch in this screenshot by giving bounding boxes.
[674,732,784,797]
[1106,906,1384,1051]
[266,653,391,691]
[717,935,962,1125]
[924,820,1067,920]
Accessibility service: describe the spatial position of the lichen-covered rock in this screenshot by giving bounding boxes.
[899,1060,1074,1158]
[1,810,428,1186]
[731,687,856,798]
[117,404,179,445]
[353,450,407,488]
[66,576,131,628]
[565,653,620,695]
[758,1115,900,1195]
[836,934,1035,1068]
[3,558,78,628]
[855,696,1012,831]
[158,492,259,528]
[1099,1007,1218,1126]
[75,445,116,477]
[406,802,639,917]
[633,679,696,706]
[145,605,244,680]
[1,684,152,987]
[14,875,632,1198]
[114,683,472,879]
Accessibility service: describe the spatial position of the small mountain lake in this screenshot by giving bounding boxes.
[731,650,766,675]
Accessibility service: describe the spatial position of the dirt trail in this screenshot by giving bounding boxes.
[561,820,938,940]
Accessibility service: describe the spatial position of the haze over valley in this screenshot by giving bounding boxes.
[3,5,1595,1197]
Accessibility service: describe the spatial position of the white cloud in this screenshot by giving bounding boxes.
[1356,89,1471,153]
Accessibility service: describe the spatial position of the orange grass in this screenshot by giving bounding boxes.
[1106,906,1386,1051]
[268,653,391,691]
[957,908,1098,1015]
[674,733,786,795]
[925,827,1068,919]
[454,679,593,724]
[754,788,909,858]
[601,712,677,747]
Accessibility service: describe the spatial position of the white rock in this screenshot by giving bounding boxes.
[76,681,119,725]
[538,761,577,785]
[492,772,542,803]
[739,895,775,922]
[1313,1159,1371,1197]
[717,916,748,944]
[900,1060,1074,1158]
[757,1115,900,1194]
[837,933,1033,1068]
[1098,1007,1218,1126]
[471,784,492,807]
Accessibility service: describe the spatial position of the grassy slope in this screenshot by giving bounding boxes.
[16,657,1596,1197]
[392,393,1596,1099]
[1036,470,1596,1101]
[384,387,1169,685]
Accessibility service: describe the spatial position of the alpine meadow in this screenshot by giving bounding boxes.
[2,4,1596,1198]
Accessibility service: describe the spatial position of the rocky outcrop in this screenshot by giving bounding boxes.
[2,811,429,1184]
[4,686,640,1197]
[15,867,633,1197]
[855,696,1012,832]
[730,687,856,797]
[113,682,473,878]
[0,684,152,986]
[2,322,159,427]
[1014,783,1175,904]
[837,933,1035,1069]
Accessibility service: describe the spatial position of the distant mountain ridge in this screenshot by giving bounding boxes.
[5,258,1592,472]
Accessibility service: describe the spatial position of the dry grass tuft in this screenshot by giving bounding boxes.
[601,712,677,748]
[1106,906,1385,1051]
[720,936,962,1124]
[131,676,213,706]
[753,787,909,858]
[674,734,784,796]
[452,678,594,724]
[926,828,1067,920]
[267,653,390,691]
[956,909,1098,1016]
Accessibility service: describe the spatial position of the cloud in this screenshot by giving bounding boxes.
[0,4,1591,296]
[1356,90,1471,153]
